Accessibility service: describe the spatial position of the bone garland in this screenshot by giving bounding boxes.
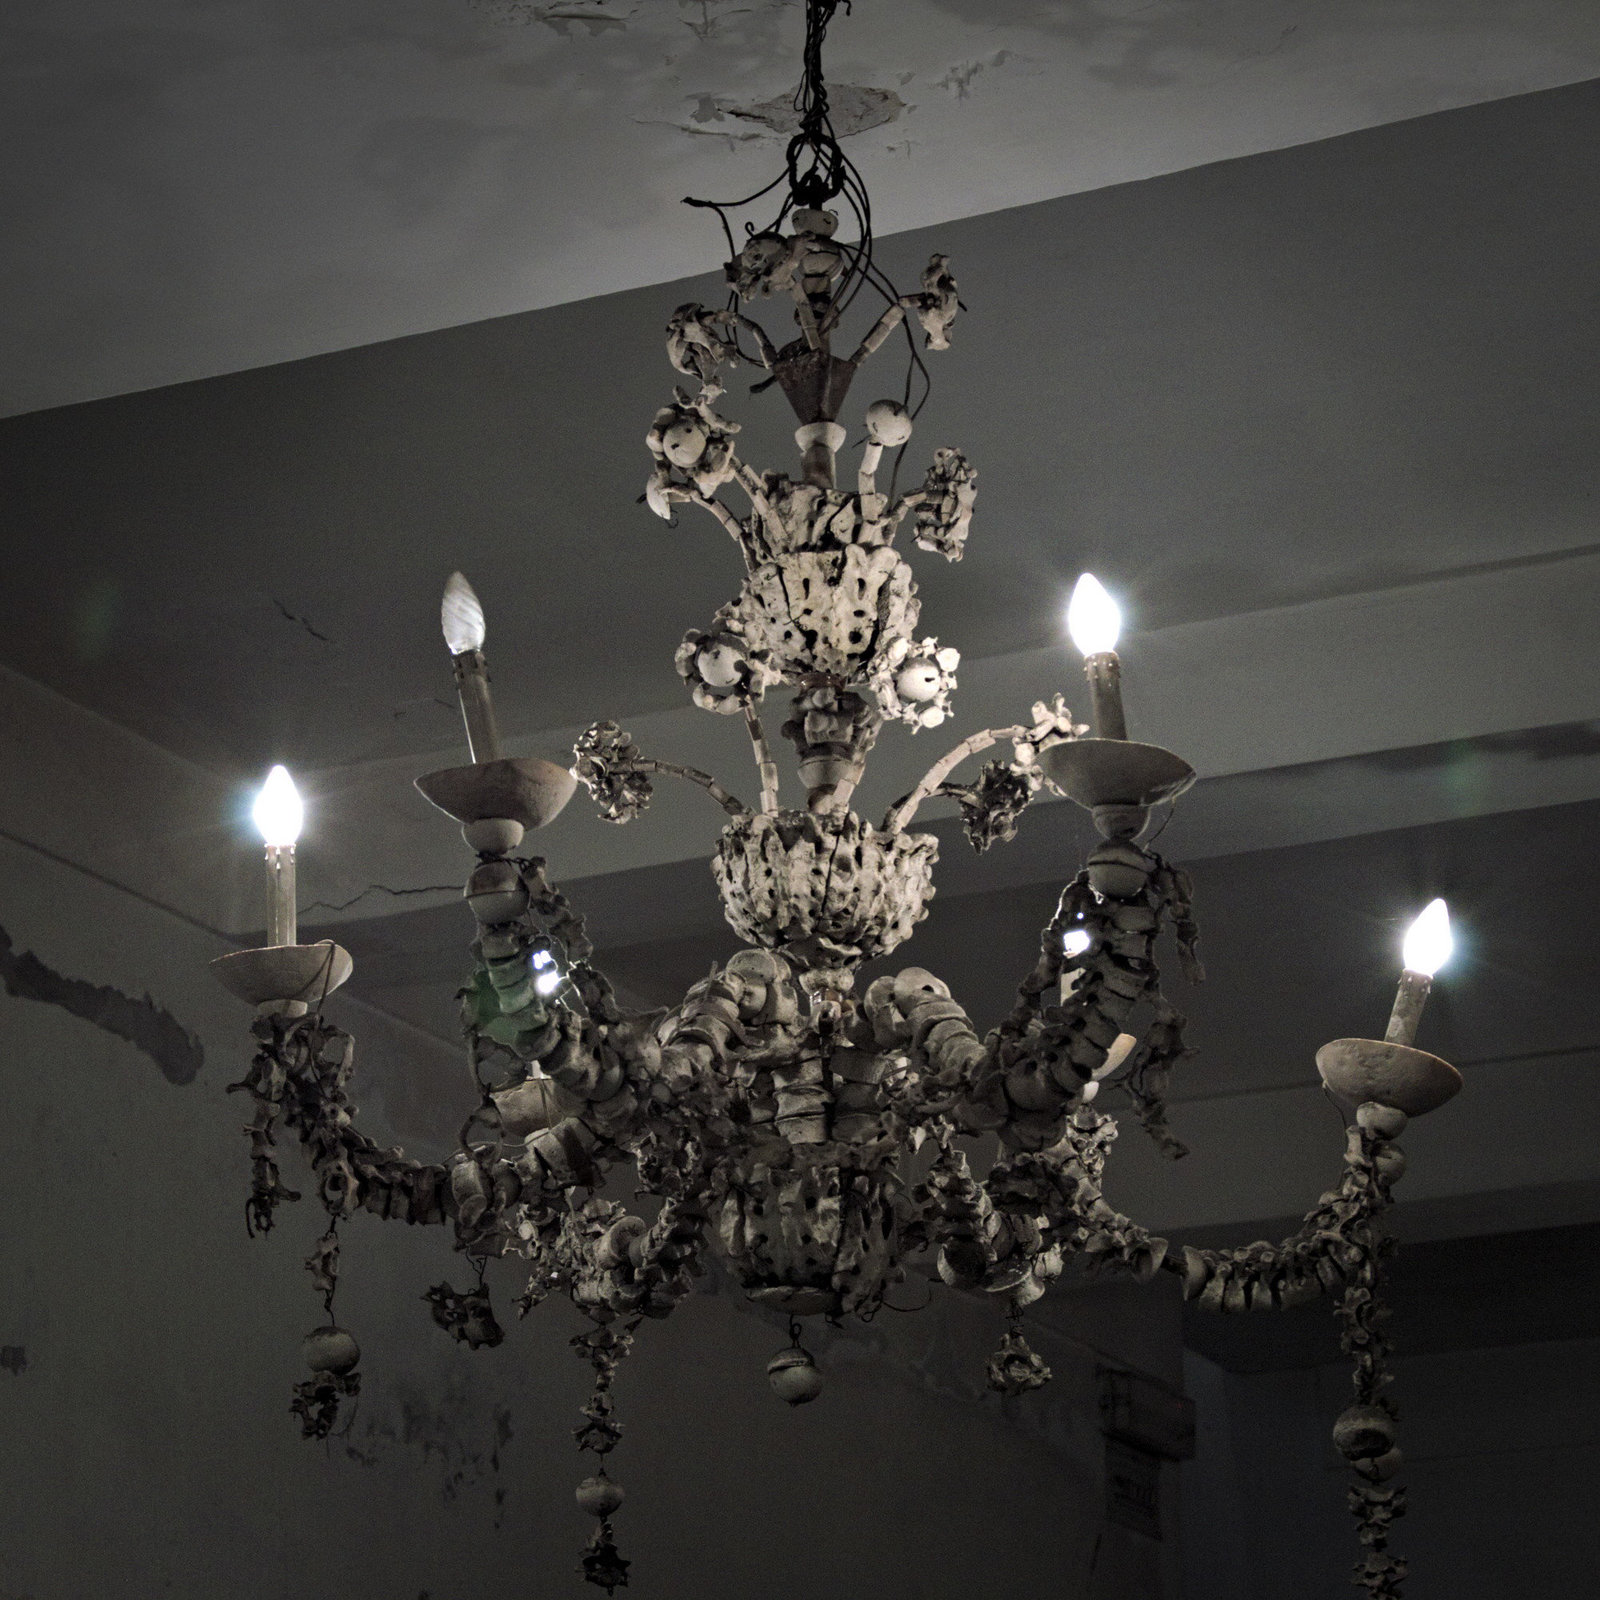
[424,1280,506,1349]
[571,1317,639,1594]
[292,1325,361,1441]
[987,1307,1053,1397]
[1332,1117,1409,1599]
[976,846,1203,1154]
[1118,999,1194,1161]
[238,1089,300,1237]
[230,1013,450,1231]
[291,1222,363,1439]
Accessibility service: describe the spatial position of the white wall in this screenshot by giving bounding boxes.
[1181,1338,1600,1599]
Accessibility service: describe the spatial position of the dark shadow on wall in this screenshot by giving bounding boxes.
[0,921,204,1084]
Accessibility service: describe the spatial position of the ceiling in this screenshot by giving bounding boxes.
[4,79,1599,778]
[5,0,1600,416]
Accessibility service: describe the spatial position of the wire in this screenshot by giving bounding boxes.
[680,0,932,423]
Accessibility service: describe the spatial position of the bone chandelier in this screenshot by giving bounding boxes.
[210,4,1462,1593]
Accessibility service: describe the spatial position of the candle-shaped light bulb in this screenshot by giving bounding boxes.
[253,765,302,946]
[1067,573,1121,656]
[1401,898,1452,978]
[252,764,303,847]
[441,571,487,654]
[1386,898,1452,1045]
[1067,573,1127,740]
[441,572,502,763]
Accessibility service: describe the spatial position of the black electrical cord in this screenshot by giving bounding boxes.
[681,0,934,433]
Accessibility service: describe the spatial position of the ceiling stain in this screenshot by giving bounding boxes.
[935,50,1019,100]
[472,0,636,33]
[677,81,906,141]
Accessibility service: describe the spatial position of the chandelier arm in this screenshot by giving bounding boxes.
[729,459,786,548]
[881,722,1032,833]
[631,757,748,817]
[573,722,748,821]
[846,300,908,368]
[866,969,1001,1131]
[730,314,779,369]
[972,1102,1405,1322]
[690,489,749,548]
[886,484,931,528]
[743,704,782,812]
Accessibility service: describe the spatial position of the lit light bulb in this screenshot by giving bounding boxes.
[1401,898,1452,978]
[441,571,487,654]
[252,765,304,847]
[1067,573,1121,657]
[1059,925,1093,1003]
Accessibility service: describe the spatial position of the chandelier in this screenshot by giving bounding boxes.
[209,5,1463,1594]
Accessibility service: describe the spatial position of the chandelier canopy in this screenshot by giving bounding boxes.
[210,6,1461,1594]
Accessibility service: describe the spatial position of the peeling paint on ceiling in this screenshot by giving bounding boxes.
[4,1,1600,415]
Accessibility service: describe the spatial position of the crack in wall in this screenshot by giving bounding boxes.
[301,882,460,917]
[270,595,334,645]
[0,922,204,1085]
